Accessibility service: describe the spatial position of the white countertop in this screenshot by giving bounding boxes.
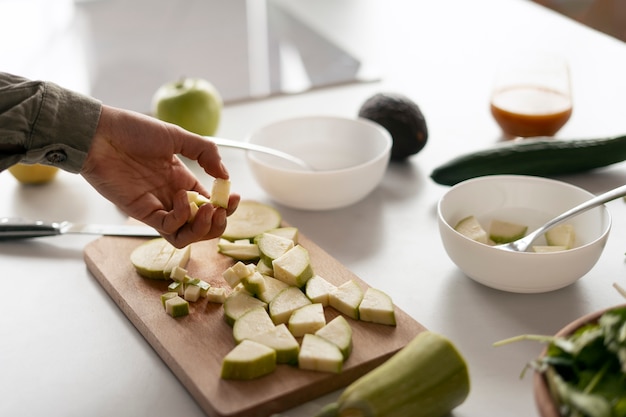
[3,1,626,416]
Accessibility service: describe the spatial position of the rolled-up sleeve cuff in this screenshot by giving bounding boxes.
[21,81,102,173]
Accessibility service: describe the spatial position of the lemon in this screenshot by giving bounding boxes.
[8,163,59,184]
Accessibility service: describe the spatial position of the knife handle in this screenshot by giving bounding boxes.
[0,218,64,239]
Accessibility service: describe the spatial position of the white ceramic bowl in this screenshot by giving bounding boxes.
[437,175,611,293]
[246,116,392,210]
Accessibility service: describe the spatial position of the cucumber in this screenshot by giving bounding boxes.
[316,331,470,417]
[430,135,626,186]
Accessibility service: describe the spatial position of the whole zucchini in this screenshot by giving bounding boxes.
[314,331,470,417]
[430,135,626,186]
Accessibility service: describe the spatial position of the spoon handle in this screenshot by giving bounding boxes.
[205,136,313,170]
[522,183,626,249]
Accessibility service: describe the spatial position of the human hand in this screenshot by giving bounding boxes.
[81,105,240,248]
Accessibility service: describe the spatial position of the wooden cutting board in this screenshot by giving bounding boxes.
[84,230,426,417]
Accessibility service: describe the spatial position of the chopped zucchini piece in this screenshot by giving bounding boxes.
[223,290,267,326]
[206,287,228,304]
[222,201,282,241]
[248,323,300,365]
[269,286,312,325]
[453,216,489,244]
[184,284,201,302]
[210,178,231,208]
[257,275,290,304]
[160,292,179,308]
[130,238,191,280]
[220,340,277,380]
[305,274,337,306]
[272,245,314,287]
[545,223,576,249]
[288,303,326,337]
[532,245,568,253]
[299,334,343,374]
[488,219,528,244]
[165,296,189,318]
[233,307,276,344]
[255,232,294,267]
[266,226,299,244]
[329,280,363,320]
[315,315,353,360]
[358,287,396,326]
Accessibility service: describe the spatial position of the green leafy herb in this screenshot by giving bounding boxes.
[495,306,626,417]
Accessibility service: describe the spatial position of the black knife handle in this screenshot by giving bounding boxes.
[0,218,63,239]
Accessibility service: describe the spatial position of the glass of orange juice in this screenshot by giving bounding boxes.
[490,52,572,139]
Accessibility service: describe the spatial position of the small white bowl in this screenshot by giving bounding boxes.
[246,116,392,210]
[437,175,611,293]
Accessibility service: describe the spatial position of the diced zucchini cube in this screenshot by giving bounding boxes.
[160,292,179,308]
[165,296,189,318]
[184,283,202,302]
[210,178,231,209]
[206,287,228,303]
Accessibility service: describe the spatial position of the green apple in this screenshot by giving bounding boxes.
[152,77,222,136]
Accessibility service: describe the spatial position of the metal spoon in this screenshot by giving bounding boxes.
[497,183,626,252]
[205,136,314,171]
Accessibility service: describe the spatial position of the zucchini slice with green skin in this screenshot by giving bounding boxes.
[316,331,470,417]
[430,135,626,186]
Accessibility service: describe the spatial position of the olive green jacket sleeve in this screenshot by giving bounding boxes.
[0,72,102,173]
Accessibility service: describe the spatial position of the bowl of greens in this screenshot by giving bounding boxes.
[532,303,626,417]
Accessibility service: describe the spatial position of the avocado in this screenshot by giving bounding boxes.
[358,92,428,161]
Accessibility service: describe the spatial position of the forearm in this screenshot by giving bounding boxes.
[0,72,102,173]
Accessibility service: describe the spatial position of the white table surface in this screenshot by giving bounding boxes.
[3,1,626,416]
